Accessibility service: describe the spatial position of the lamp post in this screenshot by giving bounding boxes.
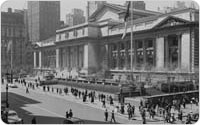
[5,72,10,123]
[5,73,9,108]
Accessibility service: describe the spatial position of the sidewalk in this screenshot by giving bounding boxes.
[14,80,164,123]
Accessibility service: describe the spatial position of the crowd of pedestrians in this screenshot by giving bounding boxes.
[11,77,199,124]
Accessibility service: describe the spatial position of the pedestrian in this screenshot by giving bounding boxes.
[132,105,135,116]
[102,99,106,108]
[31,117,36,124]
[141,109,146,124]
[104,109,108,121]
[110,110,116,123]
[26,87,29,93]
[52,87,54,92]
[178,110,183,122]
[185,113,192,124]
[69,109,73,118]
[43,86,45,91]
[66,111,69,118]
[121,104,124,114]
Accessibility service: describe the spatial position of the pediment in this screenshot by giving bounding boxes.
[153,16,190,29]
[89,4,123,22]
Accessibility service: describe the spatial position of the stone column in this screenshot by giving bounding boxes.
[153,39,156,67]
[164,36,169,68]
[125,41,129,70]
[156,37,165,69]
[56,48,59,68]
[34,51,36,68]
[133,40,137,69]
[178,34,182,69]
[77,46,79,69]
[39,51,42,68]
[181,33,190,71]
[143,40,146,68]
[83,44,89,69]
[117,43,120,69]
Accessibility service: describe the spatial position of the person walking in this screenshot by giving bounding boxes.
[104,109,108,121]
[110,110,116,123]
[31,117,36,124]
[69,109,73,118]
[132,105,135,116]
[26,87,29,93]
[66,111,69,118]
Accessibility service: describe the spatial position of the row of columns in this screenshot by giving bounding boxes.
[107,39,155,70]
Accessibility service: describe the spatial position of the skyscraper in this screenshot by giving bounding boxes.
[66,8,85,26]
[28,1,60,42]
[1,8,27,74]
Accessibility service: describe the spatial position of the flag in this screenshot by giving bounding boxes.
[7,40,12,53]
[121,1,130,39]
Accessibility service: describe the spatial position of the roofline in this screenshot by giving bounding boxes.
[118,8,162,15]
[56,22,98,33]
[89,3,123,20]
[113,8,198,29]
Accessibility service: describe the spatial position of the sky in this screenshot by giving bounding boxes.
[1,0,199,22]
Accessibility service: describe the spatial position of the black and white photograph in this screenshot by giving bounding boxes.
[1,0,199,124]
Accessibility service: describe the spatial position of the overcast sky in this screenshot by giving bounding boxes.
[1,0,198,22]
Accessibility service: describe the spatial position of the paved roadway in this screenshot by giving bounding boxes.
[1,83,165,124]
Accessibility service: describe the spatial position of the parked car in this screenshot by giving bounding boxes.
[191,112,199,122]
[63,117,84,124]
[8,83,18,88]
[1,101,7,113]
[7,110,23,124]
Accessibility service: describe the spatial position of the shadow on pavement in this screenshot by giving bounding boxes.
[1,92,42,123]
[82,119,120,124]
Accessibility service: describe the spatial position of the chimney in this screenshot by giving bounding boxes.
[8,8,12,13]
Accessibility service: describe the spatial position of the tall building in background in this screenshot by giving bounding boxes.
[66,8,85,26]
[86,1,106,21]
[125,1,146,10]
[1,8,27,74]
[28,1,60,42]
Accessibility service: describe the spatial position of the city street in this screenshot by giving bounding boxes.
[1,82,165,124]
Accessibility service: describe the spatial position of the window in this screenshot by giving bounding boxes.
[137,40,143,49]
[73,30,78,37]
[59,34,61,40]
[13,28,15,37]
[65,32,69,39]
[82,28,85,35]
[147,40,153,48]
[8,28,11,36]
[120,43,125,50]
[19,29,22,37]
[112,44,117,51]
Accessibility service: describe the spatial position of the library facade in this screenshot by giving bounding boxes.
[33,4,199,81]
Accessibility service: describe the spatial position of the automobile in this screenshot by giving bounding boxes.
[1,101,7,113]
[7,110,23,124]
[191,112,199,122]
[63,117,84,124]
[8,83,18,88]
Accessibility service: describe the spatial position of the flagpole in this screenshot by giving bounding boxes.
[10,40,13,84]
[130,1,133,77]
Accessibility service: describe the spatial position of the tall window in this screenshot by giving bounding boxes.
[146,39,154,68]
[136,40,144,68]
[59,34,61,40]
[82,28,85,35]
[65,32,69,39]
[73,30,78,37]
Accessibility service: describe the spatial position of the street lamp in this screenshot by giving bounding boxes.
[5,72,10,123]
[5,73,9,108]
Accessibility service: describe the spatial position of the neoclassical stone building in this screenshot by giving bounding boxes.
[33,3,199,81]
